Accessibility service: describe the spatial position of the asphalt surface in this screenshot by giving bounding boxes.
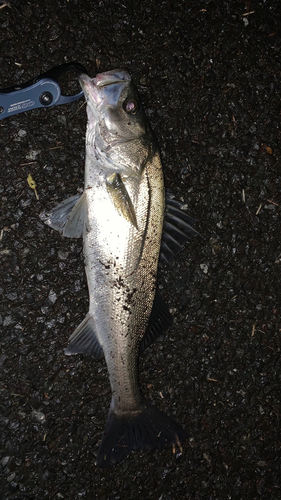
[0,1,280,499]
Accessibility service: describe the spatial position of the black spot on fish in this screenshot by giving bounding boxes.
[99,259,111,269]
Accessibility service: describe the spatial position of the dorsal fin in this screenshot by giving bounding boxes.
[140,293,173,352]
[160,193,198,263]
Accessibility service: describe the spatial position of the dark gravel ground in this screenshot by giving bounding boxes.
[1,1,280,499]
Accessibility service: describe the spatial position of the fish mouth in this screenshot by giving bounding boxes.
[79,69,131,109]
[93,69,131,87]
[79,69,130,95]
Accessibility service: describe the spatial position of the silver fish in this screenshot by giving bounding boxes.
[42,69,197,466]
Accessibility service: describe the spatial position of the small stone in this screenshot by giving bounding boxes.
[1,456,10,466]
[7,472,16,482]
[200,263,208,274]
[31,410,46,424]
[48,289,57,305]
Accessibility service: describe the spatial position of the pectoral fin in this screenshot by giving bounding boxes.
[40,192,87,238]
[106,173,138,229]
[40,194,80,232]
[63,192,88,238]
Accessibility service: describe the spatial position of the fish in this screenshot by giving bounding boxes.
[42,68,197,467]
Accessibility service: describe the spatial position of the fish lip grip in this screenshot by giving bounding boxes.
[0,62,87,120]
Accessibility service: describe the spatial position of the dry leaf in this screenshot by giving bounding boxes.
[27,173,39,200]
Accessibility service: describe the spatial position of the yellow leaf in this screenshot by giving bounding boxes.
[27,173,36,189]
[27,173,39,200]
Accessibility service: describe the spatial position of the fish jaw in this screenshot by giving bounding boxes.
[79,70,130,119]
[93,68,131,87]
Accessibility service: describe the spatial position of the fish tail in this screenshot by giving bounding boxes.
[95,399,187,467]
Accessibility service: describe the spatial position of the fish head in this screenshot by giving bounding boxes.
[79,69,155,174]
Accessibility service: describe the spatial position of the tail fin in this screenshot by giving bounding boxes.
[95,400,187,467]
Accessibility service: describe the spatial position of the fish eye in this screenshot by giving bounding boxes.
[123,98,140,115]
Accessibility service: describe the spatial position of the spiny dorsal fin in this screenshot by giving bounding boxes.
[160,193,198,263]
